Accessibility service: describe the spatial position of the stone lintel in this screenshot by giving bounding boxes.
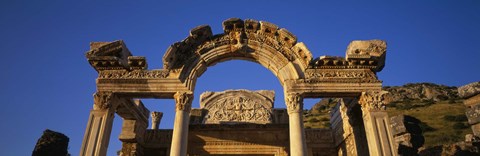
[96,78,190,98]
[286,80,382,98]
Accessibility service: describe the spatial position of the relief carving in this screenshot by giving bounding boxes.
[305,69,380,83]
[98,70,169,79]
[204,97,272,123]
[200,90,274,124]
[163,18,313,73]
[358,91,390,111]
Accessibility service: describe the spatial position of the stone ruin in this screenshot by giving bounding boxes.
[32,129,70,156]
[80,18,397,156]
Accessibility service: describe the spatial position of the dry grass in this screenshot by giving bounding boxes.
[303,100,471,148]
[387,100,471,147]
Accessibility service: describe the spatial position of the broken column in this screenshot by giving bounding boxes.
[151,112,163,130]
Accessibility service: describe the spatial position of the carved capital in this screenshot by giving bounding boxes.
[93,92,117,110]
[174,92,193,112]
[151,112,163,123]
[285,93,303,114]
[119,142,143,156]
[358,91,390,112]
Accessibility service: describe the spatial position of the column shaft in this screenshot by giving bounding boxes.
[285,93,307,156]
[170,110,190,156]
[170,92,193,156]
[80,109,115,156]
[80,92,117,156]
[359,91,397,156]
[289,112,307,156]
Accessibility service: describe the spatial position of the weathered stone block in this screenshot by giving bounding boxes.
[466,105,480,125]
[458,81,480,99]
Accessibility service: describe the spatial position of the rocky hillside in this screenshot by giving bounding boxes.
[304,82,471,148]
[384,83,459,103]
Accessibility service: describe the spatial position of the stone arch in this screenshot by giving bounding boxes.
[162,18,313,91]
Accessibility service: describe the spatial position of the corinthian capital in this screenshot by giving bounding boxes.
[174,92,193,112]
[358,91,390,111]
[93,92,117,110]
[285,93,303,114]
[151,112,163,123]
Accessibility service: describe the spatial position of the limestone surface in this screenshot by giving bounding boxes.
[459,81,480,98]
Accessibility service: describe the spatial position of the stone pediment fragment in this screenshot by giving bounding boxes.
[199,90,274,124]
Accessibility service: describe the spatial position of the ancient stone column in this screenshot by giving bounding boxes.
[285,93,307,156]
[170,92,193,156]
[80,92,118,156]
[151,111,163,130]
[358,91,397,156]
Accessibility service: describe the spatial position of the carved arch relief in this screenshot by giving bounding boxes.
[162,18,314,90]
[85,18,386,96]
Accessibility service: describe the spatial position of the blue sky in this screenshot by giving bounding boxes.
[0,1,479,155]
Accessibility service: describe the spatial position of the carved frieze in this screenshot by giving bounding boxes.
[305,69,380,83]
[200,90,274,124]
[285,93,303,114]
[358,91,390,112]
[174,92,193,112]
[98,70,169,79]
[204,96,272,123]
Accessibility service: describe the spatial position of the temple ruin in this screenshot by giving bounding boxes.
[81,18,396,156]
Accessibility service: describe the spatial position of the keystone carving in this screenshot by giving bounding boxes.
[174,92,193,112]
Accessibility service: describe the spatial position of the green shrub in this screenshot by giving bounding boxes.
[443,115,468,122]
[453,122,468,129]
[323,122,331,127]
[308,118,320,123]
[419,122,436,132]
[437,95,449,101]
[319,117,329,121]
[454,115,468,122]
[443,115,456,121]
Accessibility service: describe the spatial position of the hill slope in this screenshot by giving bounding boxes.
[304,82,470,148]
